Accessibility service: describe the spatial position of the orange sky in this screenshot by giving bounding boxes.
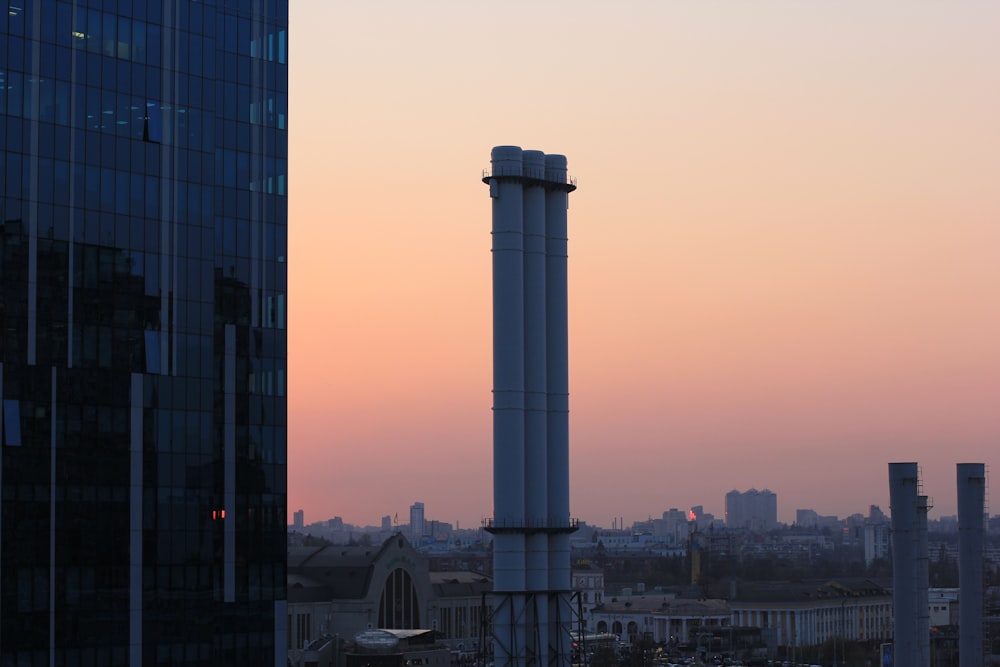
[288,2,1000,529]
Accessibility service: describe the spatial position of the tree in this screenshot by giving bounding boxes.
[589,645,618,667]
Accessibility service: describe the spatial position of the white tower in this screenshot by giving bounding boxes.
[484,146,577,667]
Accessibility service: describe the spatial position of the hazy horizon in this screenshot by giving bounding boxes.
[289,2,1000,531]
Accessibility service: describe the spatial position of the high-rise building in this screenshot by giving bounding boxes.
[725,488,778,531]
[0,2,288,665]
[294,509,305,530]
[410,501,425,540]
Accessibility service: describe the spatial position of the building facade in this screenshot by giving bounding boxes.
[410,502,425,541]
[0,1,288,665]
[864,521,891,565]
[589,595,731,645]
[730,580,893,650]
[571,564,605,628]
[725,489,778,531]
[287,535,491,665]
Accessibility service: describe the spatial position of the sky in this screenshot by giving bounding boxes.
[287,2,1000,530]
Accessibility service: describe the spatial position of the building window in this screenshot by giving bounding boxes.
[378,568,420,629]
[3,400,21,446]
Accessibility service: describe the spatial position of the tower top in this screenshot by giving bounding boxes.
[482,145,576,192]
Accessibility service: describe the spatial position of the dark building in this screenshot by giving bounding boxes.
[725,488,778,531]
[0,1,288,665]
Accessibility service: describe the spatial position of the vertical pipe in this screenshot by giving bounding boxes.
[488,147,575,667]
[917,495,930,666]
[491,146,526,667]
[889,462,920,667]
[958,463,985,667]
[544,154,572,667]
[522,150,549,663]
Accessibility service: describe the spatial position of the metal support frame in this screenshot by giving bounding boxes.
[480,591,583,667]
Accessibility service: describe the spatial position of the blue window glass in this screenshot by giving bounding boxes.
[3,0,288,661]
[3,400,22,446]
[144,100,161,143]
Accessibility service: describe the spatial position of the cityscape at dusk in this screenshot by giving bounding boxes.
[5,1,1000,665]
[289,3,1000,529]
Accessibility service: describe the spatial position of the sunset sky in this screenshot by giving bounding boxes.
[287,2,1000,529]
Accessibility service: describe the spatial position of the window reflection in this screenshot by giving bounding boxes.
[2,0,289,661]
[3,399,22,446]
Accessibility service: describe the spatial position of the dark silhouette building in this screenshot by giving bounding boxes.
[0,1,288,664]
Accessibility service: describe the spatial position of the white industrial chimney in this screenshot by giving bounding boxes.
[485,146,577,667]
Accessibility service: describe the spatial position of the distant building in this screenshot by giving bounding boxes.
[653,509,691,546]
[410,502,426,541]
[730,579,893,651]
[843,513,867,543]
[690,506,719,531]
[295,509,306,530]
[589,595,730,644]
[572,563,606,626]
[795,509,840,530]
[864,521,891,565]
[429,571,492,650]
[928,588,958,627]
[287,534,490,659]
[383,515,393,531]
[726,489,778,531]
[428,520,453,541]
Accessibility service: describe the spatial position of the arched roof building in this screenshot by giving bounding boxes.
[287,534,491,666]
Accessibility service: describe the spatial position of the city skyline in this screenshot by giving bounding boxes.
[288,3,1000,530]
[288,482,964,534]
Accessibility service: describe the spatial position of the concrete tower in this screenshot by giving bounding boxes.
[484,146,577,667]
[958,463,986,667]
[889,462,930,667]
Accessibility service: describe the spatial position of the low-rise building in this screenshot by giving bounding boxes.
[572,563,606,624]
[287,534,493,667]
[589,595,730,645]
[730,579,893,651]
[429,571,491,651]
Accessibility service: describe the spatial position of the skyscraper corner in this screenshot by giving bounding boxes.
[1,2,288,665]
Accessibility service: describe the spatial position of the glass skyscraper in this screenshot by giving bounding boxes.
[1,1,288,665]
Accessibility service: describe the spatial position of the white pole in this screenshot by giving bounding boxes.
[490,145,527,667]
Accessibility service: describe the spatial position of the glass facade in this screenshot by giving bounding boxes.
[0,1,288,665]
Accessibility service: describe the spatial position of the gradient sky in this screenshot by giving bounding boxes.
[287,2,1000,529]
